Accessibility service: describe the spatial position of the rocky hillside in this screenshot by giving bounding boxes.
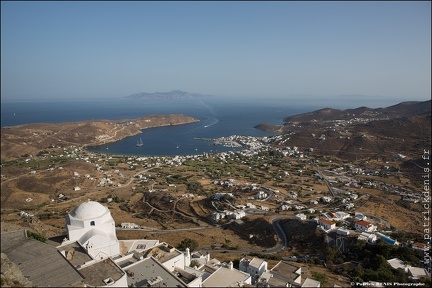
[1,253,32,287]
[255,100,431,161]
[283,100,431,123]
[1,114,199,161]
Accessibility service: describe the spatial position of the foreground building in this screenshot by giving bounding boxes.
[1,200,254,287]
[239,257,268,283]
[261,260,302,287]
[65,200,120,260]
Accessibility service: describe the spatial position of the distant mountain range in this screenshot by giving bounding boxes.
[283,100,431,123]
[125,90,211,99]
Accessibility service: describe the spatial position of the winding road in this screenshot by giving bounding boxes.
[116,206,292,254]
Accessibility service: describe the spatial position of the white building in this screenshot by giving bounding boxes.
[318,218,336,231]
[335,211,350,220]
[336,228,350,236]
[307,208,316,214]
[190,250,211,267]
[256,191,268,199]
[121,222,140,229]
[5,200,260,288]
[387,258,407,270]
[295,213,307,221]
[246,203,256,209]
[357,232,377,244]
[355,212,367,221]
[231,210,246,220]
[261,261,302,287]
[387,258,429,280]
[65,200,120,260]
[302,277,321,287]
[260,206,269,211]
[355,220,376,232]
[239,257,268,279]
[407,267,429,280]
[201,263,252,287]
[345,203,355,210]
[280,204,291,211]
[321,196,332,203]
[412,242,430,251]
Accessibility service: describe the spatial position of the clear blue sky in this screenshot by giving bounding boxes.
[1,1,430,101]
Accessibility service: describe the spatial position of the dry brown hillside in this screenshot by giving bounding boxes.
[1,114,198,161]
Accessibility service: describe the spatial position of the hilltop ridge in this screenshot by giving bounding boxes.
[256,99,431,161]
[283,100,431,123]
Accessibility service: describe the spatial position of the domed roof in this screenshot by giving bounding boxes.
[69,201,109,220]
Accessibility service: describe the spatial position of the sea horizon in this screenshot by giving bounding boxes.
[0,96,419,157]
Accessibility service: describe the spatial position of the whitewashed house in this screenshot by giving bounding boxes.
[412,242,430,251]
[355,220,376,232]
[318,218,336,231]
[295,213,307,221]
[357,232,377,244]
[302,278,321,287]
[336,228,350,236]
[355,213,367,221]
[321,196,332,203]
[246,203,256,209]
[256,191,268,199]
[239,257,268,279]
[231,210,246,220]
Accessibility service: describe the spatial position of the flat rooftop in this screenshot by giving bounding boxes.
[119,239,160,254]
[57,241,92,268]
[1,230,84,287]
[123,256,187,287]
[268,261,301,286]
[78,258,125,287]
[117,242,182,268]
[202,266,251,287]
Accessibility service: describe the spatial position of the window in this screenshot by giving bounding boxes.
[90,221,95,226]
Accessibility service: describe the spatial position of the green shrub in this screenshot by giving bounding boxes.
[26,230,47,243]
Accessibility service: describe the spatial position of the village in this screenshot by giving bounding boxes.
[1,128,430,286]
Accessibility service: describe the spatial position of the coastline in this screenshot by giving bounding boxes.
[0,114,200,161]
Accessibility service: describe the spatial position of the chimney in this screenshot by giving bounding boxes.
[184,247,191,267]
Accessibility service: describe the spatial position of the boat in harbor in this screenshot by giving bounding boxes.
[136,138,144,147]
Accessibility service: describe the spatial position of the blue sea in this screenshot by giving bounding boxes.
[0,96,390,156]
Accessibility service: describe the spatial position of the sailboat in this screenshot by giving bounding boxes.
[136,138,144,147]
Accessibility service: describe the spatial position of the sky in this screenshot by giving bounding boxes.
[1,1,431,102]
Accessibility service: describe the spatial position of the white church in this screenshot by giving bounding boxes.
[2,200,319,287]
[53,200,255,287]
[65,200,120,260]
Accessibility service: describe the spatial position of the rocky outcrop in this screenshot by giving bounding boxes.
[1,253,32,287]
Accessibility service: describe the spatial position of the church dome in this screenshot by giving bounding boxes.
[69,201,109,220]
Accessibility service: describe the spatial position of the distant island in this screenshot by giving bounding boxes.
[125,90,212,100]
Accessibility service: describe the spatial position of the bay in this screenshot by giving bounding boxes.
[1,96,321,156]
